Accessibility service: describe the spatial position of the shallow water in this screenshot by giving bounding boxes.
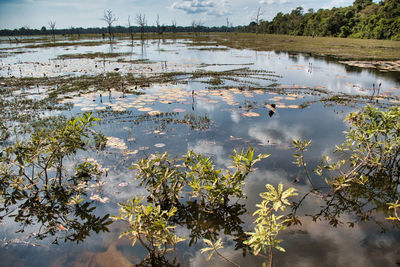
[0,37,399,267]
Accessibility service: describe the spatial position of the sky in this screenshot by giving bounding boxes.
[0,0,360,30]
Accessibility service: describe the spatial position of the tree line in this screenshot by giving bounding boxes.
[1,0,399,40]
[240,0,400,40]
[0,19,235,37]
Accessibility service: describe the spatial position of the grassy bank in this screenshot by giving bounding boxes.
[192,33,400,61]
[3,32,400,61]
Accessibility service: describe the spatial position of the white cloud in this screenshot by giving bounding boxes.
[171,0,231,17]
[230,110,241,124]
[172,0,215,14]
[259,0,292,4]
[324,0,355,9]
[187,140,229,166]
[248,120,306,149]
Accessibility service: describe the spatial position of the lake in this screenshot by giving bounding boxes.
[0,35,399,267]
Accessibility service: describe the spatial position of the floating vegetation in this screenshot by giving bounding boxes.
[106,136,128,150]
[276,104,301,109]
[188,46,229,51]
[22,40,111,49]
[173,108,186,113]
[339,60,400,72]
[124,149,139,155]
[57,52,131,59]
[137,107,153,112]
[148,110,162,116]
[90,194,110,203]
[242,112,260,117]
[154,143,166,148]
[0,33,400,267]
[116,58,154,64]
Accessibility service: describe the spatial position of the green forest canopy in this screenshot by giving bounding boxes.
[244,0,400,40]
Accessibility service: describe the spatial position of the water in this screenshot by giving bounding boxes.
[0,36,399,267]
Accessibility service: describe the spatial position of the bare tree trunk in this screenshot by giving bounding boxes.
[101,10,118,41]
[252,7,263,35]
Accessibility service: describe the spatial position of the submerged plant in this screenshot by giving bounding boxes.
[0,113,111,243]
[132,147,269,207]
[244,183,297,266]
[291,105,400,227]
[183,147,270,205]
[132,152,186,208]
[201,183,298,267]
[112,196,186,257]
[115,147,270,262]
[292,138,315,189]
[201,238,240,267]
[387,200,400,222]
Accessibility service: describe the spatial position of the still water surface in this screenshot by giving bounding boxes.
[0,37,399,266]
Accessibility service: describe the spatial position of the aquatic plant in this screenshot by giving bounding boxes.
[0,113,111,243]
[387,200,400,221]
[244,184,297,254]
[291,104,400,227]
[201,238,240,267]
[112,196,186,257]
[201,183,298,267]
[114,147,270,261]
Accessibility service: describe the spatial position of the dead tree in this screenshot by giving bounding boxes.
[252,7,264,34]
[156,14,161,34]
[102,10,118,41]
[48,20,56,41]
[191,20,196,35]
[136,13,147,38]
[127,16,134,43]
[196,20,204,35]
[171,19,177,33]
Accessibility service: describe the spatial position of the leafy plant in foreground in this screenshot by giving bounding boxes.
[201,183,298,267]
[387,200,400,222]
[115,147,270,262]
[291,105,400,227]
[201,238,240,267]
[112,196,186,258]
[132,147,270,207]
[183,147,269,205]
[244,183,297,267]
[0,113,111,243]
[292,138,315,189]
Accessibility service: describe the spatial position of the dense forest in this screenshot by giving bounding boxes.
[1,0,399,40]
[242,0,400,40]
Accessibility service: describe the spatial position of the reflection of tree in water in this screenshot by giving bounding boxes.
[289,105,400,230]
[114,148,270,265]
[174,201,248,252]
[135,255,180,267]
[0,113,112,244]
[310,161,399,228]
[4,105,398,265]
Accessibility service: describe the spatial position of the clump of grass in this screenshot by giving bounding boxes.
[209,77,223,85]
[23,40,111,49]
[116,58,153,64]
[188,47,229,51]
[57,52,130,59]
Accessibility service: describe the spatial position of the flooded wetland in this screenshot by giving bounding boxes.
[0,34,399,267]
